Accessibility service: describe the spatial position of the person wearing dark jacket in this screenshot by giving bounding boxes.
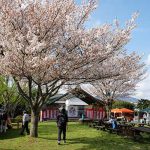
[57,107,68,145]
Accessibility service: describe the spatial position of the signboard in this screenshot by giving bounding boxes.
[68,106,78,117]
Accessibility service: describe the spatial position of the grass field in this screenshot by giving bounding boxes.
[0,122,150,150]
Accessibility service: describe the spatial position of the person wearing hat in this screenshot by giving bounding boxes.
[57,106,68,145]
[20,111,30,135]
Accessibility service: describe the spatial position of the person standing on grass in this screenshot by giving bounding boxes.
[20,111,30,135]
[57,106,68,145]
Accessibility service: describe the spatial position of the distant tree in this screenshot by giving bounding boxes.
[112,100,135,110]
[92,52,145,118]
[0,76,25,118]
[137,99,150,110]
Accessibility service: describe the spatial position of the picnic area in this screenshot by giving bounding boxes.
[0,122,150,150]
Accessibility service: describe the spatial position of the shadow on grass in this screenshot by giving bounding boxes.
[38,130,150,150]
[1,148,15,150]
[38,122,150,150]
[0,122,57,140]
[68,136,150,150]
[38,135,150,150]
[1,122,150,150]
[0,122,56,140]
[0,128,23,140]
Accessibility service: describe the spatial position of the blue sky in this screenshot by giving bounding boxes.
[77,0,150,99]
[82,0,150,58]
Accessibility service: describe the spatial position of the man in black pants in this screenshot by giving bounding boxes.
[20,111,30,135]
[57,107,68,145]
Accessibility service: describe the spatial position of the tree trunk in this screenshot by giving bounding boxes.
[10,105,17,118]
[106,106,111,119]
[105,99,113,119]
[30,110,39,137]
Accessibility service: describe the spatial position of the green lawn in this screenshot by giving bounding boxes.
[0,122,150,150]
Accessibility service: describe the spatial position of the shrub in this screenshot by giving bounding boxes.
[11,115,22,123]
[15,115,22,122]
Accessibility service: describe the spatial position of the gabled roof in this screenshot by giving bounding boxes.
[46,85,104,106]
[66,97,88,106]
[46,93,70,105]
[71,86,104,105]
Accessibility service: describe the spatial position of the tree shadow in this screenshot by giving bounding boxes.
[0,122,57,140]
[68,135,150,150]
[38,130,150,150]
[0,128,24,140]
[38,136,57,141]
[38,122,150,150]
[1,148,15,150]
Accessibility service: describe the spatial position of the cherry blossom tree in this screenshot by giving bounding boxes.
[92,52,145,118]
[0,0,137,137]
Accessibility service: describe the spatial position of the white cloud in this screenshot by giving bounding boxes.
[135,54,150,100]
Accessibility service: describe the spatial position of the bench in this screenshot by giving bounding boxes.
[90,123,97,128]
[11,122,21,129]
[79,118,92,125]
[95,125,105,131]
[137,123,146,127]
[129,127,150,141]
[107,128,121,134]
[89,120,99,128]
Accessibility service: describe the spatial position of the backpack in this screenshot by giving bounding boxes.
[58,114,66,127]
